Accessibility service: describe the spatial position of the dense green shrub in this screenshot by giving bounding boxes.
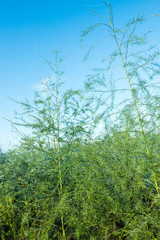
[1,132,160,239]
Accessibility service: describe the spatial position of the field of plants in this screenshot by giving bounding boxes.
[0,1,160,239]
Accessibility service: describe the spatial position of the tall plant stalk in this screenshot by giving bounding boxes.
[9,50,68,239]
[106,0,150,156]
[105,0,159,195]
[81,0,160,196]
[55,58,66,239]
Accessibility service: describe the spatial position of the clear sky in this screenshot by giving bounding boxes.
[0,0,160,151]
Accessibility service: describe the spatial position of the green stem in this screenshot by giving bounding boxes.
[107,0,159,195]
[55,72,66,239]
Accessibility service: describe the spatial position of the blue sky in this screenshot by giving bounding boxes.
[0,0,159,151]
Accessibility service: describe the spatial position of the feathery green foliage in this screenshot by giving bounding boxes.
[1,1,160,239]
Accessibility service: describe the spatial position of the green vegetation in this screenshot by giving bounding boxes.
[0,1,160,239]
